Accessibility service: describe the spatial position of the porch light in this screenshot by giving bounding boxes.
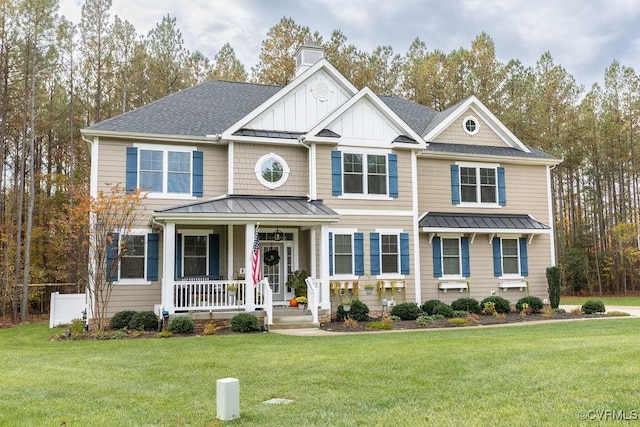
[273,229,284,241]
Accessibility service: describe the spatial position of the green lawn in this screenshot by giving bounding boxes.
[560,295,640,306]
[2,319,640,426]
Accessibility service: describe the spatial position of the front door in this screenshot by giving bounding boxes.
[261,242,293,302]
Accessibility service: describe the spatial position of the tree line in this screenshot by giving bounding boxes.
[1,0,637,321]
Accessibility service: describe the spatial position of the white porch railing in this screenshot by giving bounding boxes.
[305,277,321,324]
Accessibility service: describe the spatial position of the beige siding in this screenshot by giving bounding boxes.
[417,157,551,223]
[315,144,414,211]
[232,143,308,197]
[419,234,552,305]
[433,108,507,147]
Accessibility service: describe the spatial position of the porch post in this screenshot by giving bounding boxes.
[310,226,317,278]
[227,225,234,280]
[320,224,330,310]
[162,222,176,314]
[244,223,256,311]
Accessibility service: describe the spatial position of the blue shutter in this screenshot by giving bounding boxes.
[147,233,159,281]
[106,232,119,282]
[328,232,334,276]
[388,153,398,198]
[209,234,220,278]
[354,232,364,275]
[519,237,528,277]
[370,233,380,275]
[450,165,460,205]
[497,167,506,206]
[492,237,502,277]
[432,236,442,277]
[192,151,203,197]
[461,237,470,277]
[126,147,138,194]
[400,233,410,274]
[175,233,183,279]
[331,150,342,196]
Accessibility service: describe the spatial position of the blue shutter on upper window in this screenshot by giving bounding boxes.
[147,233,159,281]
[106,232,119,282]
[388,153,398,198]
[492,238,502,277]
[497,167,506,206]
[400,233,410,274]
[461,237,470,277]
[432,236,442,277]
[519,237,528,277]
[331,151,342,196]
[175,233,182,279]
[450,165,460,205]
[209,234,219,278]
[126,147,138,194]
[192,151,203,197]
[354,232,364,276]
[370,233,380,275]
[328,232,334,276]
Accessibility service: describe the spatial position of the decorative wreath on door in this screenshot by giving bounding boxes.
[263,249,280,266]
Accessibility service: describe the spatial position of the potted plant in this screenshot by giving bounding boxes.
[295,296,308,310]
[364,283,375,295]
[342,298,353,312]
[286,270,308,298]
[227,284,238,305]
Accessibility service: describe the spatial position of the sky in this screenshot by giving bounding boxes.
[58,0,640,90]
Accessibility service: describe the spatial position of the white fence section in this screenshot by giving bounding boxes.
[49,292,86,328]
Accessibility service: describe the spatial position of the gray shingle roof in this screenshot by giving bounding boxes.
[156,195,338,218]
[379,96,438,135]
[419,212,550,230]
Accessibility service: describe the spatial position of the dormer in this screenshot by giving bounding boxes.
[295,40,324,77]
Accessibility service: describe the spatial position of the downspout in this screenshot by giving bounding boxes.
[298,135,314,200]
[547,162,560,266]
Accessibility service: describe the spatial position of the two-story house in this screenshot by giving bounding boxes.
[81,42,560,327]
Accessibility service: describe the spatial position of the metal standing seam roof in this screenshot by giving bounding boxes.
[419,212,550,231]
[155,195,339,218]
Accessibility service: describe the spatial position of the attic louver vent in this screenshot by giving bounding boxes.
[311,81,332,101]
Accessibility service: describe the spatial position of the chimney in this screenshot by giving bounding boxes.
[294,40,324,77]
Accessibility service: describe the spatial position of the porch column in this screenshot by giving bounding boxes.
[227,225,234,280]
[244,223,256,311]
[320,224,330,310]
[162,222,176,314]
[310,226,317,278]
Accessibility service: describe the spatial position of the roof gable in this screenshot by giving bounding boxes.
[423,96,530,153]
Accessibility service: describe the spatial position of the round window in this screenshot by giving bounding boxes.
[463,116,480,135]
[255,153,290,189]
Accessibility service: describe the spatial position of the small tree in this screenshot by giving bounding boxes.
[546,266,561,309]
[77,184,146,330]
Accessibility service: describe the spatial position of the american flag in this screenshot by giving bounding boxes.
[251,230,261,286]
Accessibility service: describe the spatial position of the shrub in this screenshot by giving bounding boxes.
[203,322,222,335]
[452,310,469,318]
[546,266,561,309]
[391,302,420,320]
[343,317,360,329]
[421,299,443,315]
[516,296,544,313]
[155,330,173,338]
[581,300,605,314]
[448,318,469,326]
[129,311,159,331]
[168,316,195,334]
[230,313,261,332]
[480,296,511,314]
[416,314,443,327]
[337,300,369,321]
[365,321,394,330]
[433,303,454,318]
[109,310,137,330]
[451,298,481,314]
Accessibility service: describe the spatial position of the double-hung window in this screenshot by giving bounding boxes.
[121,235,146,279]
[442,238,461,276]
[329,231,364,277]
[331,150,398,198]
[183,235,208,277]
[370,232,410,276]
[105,231,159,284]
[334,234,353,275]
[501,238,519,275]
[432,236,470,278]
[451,163,505,206]
[381,234,399,274]
[493,237,528,277]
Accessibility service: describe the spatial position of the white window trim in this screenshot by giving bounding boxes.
[500,237,522,279]
[375,228,404,279]
[456,161,501,207]
[134,143,197,199]
[331,228,358,280]
[117,228,152,286]
[339,149,392,200]
[462,115,480,136]
[255,152,290,189]
[440,236,464,280]
[179,229,211,278]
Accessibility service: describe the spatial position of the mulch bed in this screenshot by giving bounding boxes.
[320,312,611,332]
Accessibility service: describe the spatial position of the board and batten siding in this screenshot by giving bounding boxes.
[419,233,552,305]
[315,144,414,211]
[417,157,552,224]
[433,108,507,147]
[232,143,308,197]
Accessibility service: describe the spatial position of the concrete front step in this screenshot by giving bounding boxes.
[269,322,320,330]
[270,309,319,330]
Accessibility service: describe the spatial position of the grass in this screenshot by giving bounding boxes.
[560,295,640,306]
[2,319,640,426]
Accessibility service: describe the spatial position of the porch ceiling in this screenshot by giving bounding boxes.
[419,212,550,234]
[153,195,340,225]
